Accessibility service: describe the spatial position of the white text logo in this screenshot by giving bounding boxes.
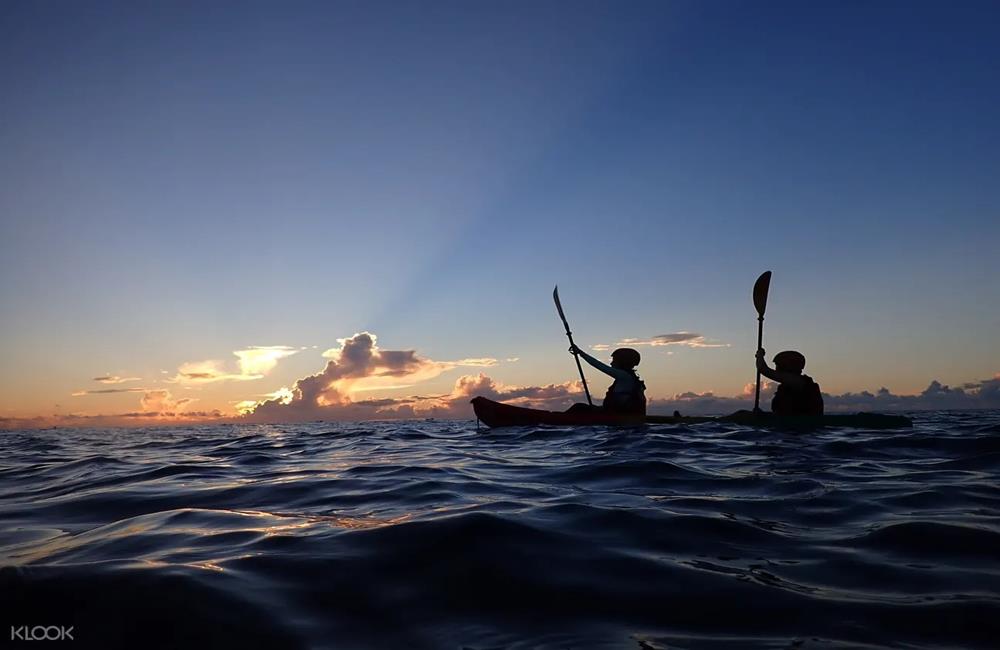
[10,626,75,641]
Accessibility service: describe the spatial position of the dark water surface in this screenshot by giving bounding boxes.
[3,411,999,649]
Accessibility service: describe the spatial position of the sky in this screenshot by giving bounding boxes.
[1,0,998,426]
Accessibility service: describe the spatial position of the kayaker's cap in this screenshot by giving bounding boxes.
[773,350,806,372]
[611,347,640,368]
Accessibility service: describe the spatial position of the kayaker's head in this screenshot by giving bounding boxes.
[773,350,806,374]
[611,347,640,370]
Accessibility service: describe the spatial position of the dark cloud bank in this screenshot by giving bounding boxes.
[649,377,1000,416]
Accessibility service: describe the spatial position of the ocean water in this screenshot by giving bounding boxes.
[2,411,999,649]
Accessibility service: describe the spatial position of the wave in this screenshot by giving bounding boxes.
[2,411,999,648]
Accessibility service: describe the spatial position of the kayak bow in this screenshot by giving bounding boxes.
[471,397,645,427]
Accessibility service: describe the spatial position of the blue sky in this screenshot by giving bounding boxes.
[1,0,998,420]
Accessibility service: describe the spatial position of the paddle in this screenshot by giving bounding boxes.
[553,286,593,406]
[753,271,772,413]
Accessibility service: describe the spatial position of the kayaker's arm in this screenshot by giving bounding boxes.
[572,346,633,381]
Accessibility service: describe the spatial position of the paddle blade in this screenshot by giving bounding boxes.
[753,271,772,316]
[553,285,568,324]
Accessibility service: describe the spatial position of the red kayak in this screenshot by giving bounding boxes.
[471,396,646,427]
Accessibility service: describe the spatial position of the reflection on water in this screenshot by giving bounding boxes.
[2,412,1000,648]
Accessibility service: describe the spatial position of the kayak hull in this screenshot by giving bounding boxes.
[471,397,645,427]
[471,397,912,430]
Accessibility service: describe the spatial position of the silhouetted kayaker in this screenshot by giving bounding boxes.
[568,345,647,415]
[755,349,824,415]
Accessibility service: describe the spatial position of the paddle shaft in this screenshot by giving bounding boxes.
[754,315,764,412]
[565,330,593,406]
[553,287,593,406]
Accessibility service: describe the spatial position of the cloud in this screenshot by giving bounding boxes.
[233,400,262,414]
[246,332,440,421]
[121,410,221,420]
[244,366,582,423]
[70,334,503,424]
[649,384,774,416]
[592,332,729,352]
[234,387,295,415]
[171,360,252,383]
[243,333,522,422]
[817,377,1000,413]
[93,375,142,384]
[234,346,299,376]
[649,376,1000,416]
[74,387,197,413]
[443,373,580,407]
[170,345,298,384]
[7,372,1000,431]
[72,387,149,396]
[7,388,213,430]
[451,358,499,367]
[140,389,195,412]
[0,409,226,430]
[240,333,1000,422]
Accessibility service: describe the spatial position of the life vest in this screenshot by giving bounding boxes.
[772,374,824,416]
[603,372,647,415]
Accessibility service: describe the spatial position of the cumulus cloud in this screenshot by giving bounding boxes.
[592,332,728,352]
[243,333,519,422]
[233,400,262,414]
[443,373,580,408]
[246,332,439,421]
[234,387,295,415]
[140,389,195,413]
[72,378,200,416]
[244,366,581,423]
[92,375,141,384]
[170,345,298,384]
